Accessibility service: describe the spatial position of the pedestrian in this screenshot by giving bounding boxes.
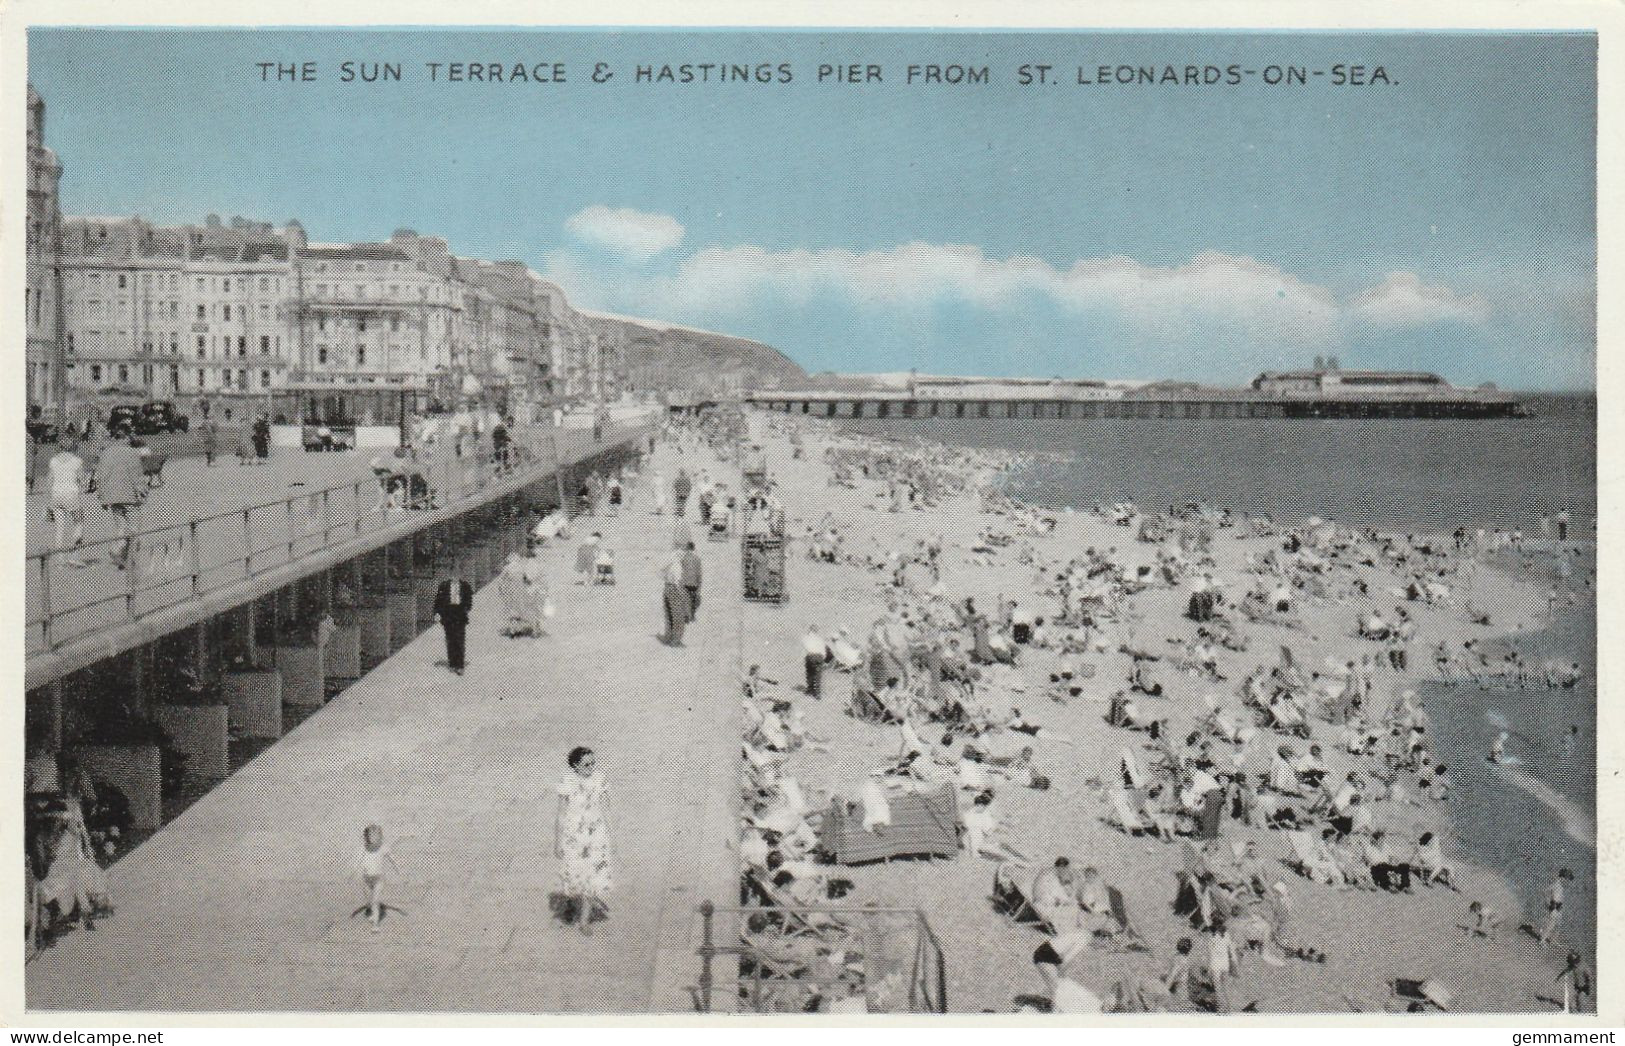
[523,550,553,638]
[802,624,830,697]
[357,824,402,932]
[497,553,529,637]
[432,571,474,675]
[554,746,613,934]
[26,404,44,493]
[252,414,271,461]
[681,540,703,621]
[1557,951,1593,1013]
[492,419,510,468]
[94,426,147,571]
[200,414,218,466]
[1538,868,1573,945]
[47,435,89,567]
[674,468,692,518]
[1556,509,1571,542]
[661,552,690,646]
[575,532,601,584]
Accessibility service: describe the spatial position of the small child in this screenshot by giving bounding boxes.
[358,824,401,931]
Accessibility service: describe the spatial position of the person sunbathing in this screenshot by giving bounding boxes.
[1411,831,1454,888]
[1031,857,1087,932]
[962,792,1032,863]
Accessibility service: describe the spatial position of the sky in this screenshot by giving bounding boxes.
[27,29,1597,388]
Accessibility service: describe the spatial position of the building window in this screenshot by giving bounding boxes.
[222,278,230,293]
[318,346,328,365]
[260,304,271,321]
[260,334,271,353]
[238,369,247,388]
[170,365,180,389]
[197,335,206,358]
[357,345,366,366]
[118,274,127,289]
[260,370,271,388]
[390,316,399,332]
[90,364,102,383]
[222,369,232,388]
[169,334,178,353]
[118,364,129,383]
[196,304,206,321]
[358,317,367,333]
[318,316,326,331]
[260,277,269,292]
[197,368,206,388]
[223,304,231,321]
[142,364,153,385]
[197,277,206,292]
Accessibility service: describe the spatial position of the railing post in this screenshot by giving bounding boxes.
[189,520,201,597]
[321,488,331,543]
[125,537,138,620]
[285,497,296,560]
[697,900,714,1013]
[242,508,253,577]
[37,554,53,651]
[355,481,365,536]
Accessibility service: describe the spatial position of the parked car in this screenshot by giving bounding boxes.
[108,401,190,435]
[140,401,190,434]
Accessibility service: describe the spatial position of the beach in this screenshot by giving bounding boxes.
[731,409,1594,1014]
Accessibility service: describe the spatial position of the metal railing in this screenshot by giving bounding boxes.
[693,901,947,1014]
[26,418,648,657]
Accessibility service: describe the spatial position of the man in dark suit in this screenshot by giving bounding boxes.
[680,540,703,622]
[433,574,474,675]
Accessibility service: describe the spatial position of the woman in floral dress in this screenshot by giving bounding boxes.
[554,747,612,933]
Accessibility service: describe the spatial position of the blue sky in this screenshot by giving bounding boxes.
[28,29,1596,388]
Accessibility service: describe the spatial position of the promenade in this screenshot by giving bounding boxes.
[27,439,742,1013]
[27,412,649,664]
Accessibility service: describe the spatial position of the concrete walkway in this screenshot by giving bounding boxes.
[27,415,652,659]
[28,441,742,1013]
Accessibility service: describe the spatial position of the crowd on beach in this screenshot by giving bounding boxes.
[727,413,1594,1014]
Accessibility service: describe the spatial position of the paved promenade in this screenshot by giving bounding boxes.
[27,440,742,1013]
[27,414,649,659]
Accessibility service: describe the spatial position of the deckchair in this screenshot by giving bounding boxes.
[1119,747,1144,790]
[991,863,1050,931]
[1100,885,1150,952]
[1108,789,1152,837]
[1285,830,1337,884]
[742,872,855,938]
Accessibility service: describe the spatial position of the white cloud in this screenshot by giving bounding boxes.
[1346,272,1491,326]
[546,212,1491,353]
[564,205,685,261]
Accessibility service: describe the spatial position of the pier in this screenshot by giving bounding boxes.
[746,390,1525,420]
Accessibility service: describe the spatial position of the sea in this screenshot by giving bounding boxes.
[834,393,1597,959]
